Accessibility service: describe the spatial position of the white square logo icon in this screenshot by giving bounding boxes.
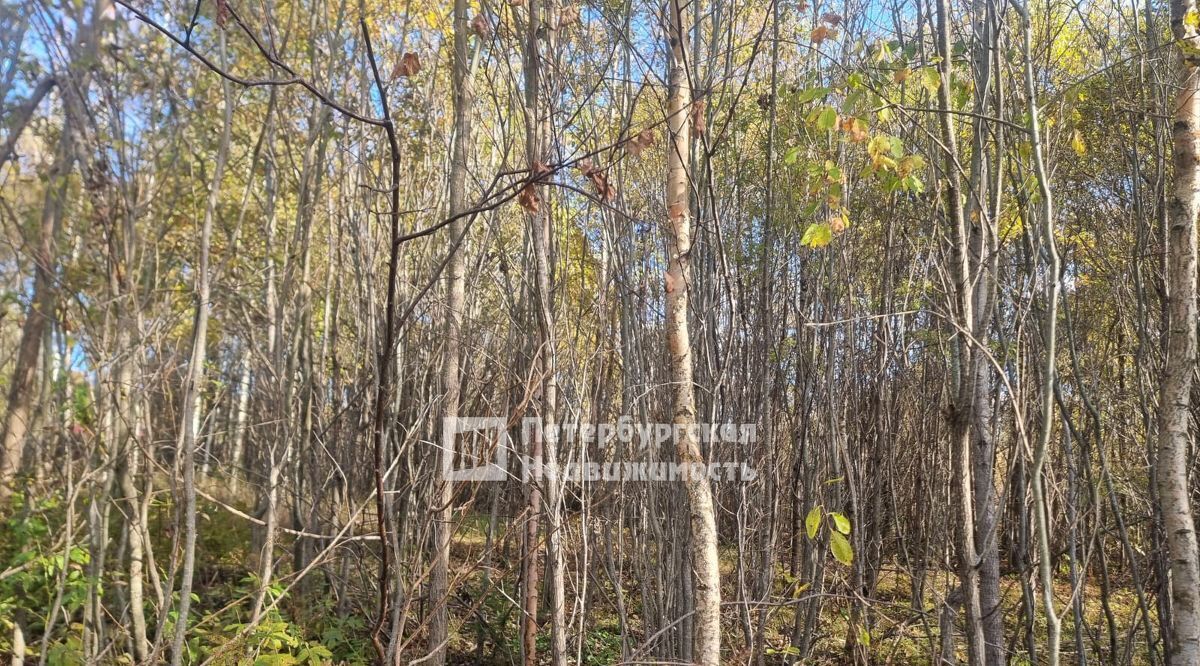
[443,417,509,482]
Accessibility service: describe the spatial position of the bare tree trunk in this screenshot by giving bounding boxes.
[229,352,250,494]
[0,75,55,171]
[533,3,568,662]
[0,127,69,503]
[1157,2,1200,660]
[520,2,546,663]
[0,0,112,498]
[665,1,720,663]
[10,620,24,666]
[1018,1,1062,661]
[169,32,233,666]
[933,0,986,661]
[428,0,475,660]
[115,297,148,662]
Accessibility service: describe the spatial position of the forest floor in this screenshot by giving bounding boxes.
[436,512,1152,665]
[0,493,1154,665]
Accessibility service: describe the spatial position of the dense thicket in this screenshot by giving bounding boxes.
[0,0,1198,664]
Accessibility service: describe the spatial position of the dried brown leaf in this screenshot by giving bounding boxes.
[394,52,422,78]
[691,98,707,135]
[471,13,492,38]
[559,4,580,27]
[518,182,541,213]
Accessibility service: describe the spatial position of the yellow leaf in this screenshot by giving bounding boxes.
[830,531,853,565]
[801,223,833,249]
[857,625,871,647]
[805,505,822,538]
[1071,128,1087,156]
[830,511,851,534]
[919,67,940,94]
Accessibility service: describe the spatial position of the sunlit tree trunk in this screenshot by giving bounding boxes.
[0,130,68,504]
[429,0,475,660]
[0,0,113,502]
[665,1,720,663]
[536,3,568,663]
[520,3,544,663]
[934,0,986,661]
[1017,1,1062,662]
[1157,0,1200,660]
[170,32,233,666]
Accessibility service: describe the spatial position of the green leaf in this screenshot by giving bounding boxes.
[796,86,831,104]
[830,512,851,535]
[919,67,940,94]
[805,505,822,538]
[857,624,871,647]
[817,106,839,132]
[784,146,803,165]
[830,531,854,565]
[898,154,925,175]
[902,175,925,194]
[801,223,833,249]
